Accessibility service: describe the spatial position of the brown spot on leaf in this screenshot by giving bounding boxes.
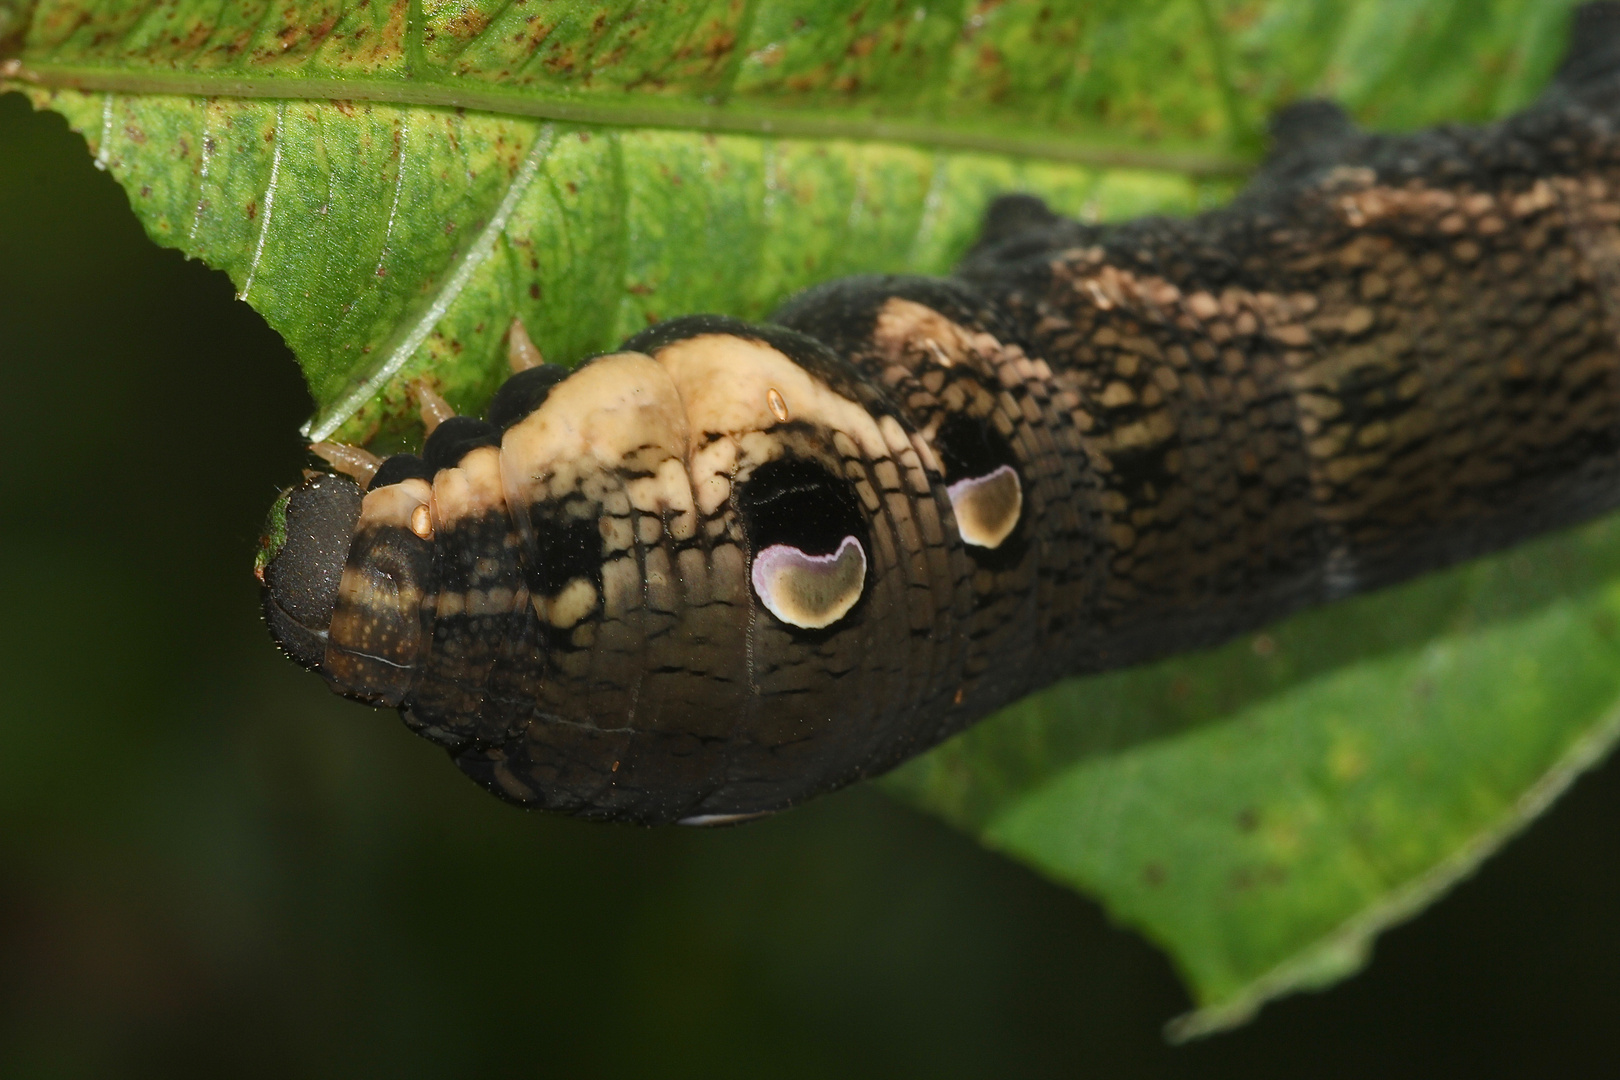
[705,27,736,62]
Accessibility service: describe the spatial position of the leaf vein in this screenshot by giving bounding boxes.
[187,101,215,244]
[237,100,287,302]
[304,122,556,440]
[448,0,521,68]
[370,110,412,282]
[903,151,951,270]
[93,91,113,169]
[713,0,763,104]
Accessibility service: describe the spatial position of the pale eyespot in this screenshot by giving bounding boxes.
[737,456,870,631]
[751,536,868,629]
[932,414,1023,551]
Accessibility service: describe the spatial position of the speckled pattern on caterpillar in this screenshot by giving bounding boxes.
[259,4,1620,824]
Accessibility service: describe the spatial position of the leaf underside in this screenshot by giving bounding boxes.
[3,0,1607,1034]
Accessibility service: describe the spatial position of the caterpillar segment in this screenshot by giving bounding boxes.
[264,320,997,822]
[260,5,1620,823]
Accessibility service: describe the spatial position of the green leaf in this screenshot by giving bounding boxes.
[1,0,1574,439]
[1,0,1604,1033]
[885,515,1620,1036]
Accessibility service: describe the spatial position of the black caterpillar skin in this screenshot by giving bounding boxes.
[262,6,1620,825]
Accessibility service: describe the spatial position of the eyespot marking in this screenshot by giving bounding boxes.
[750,536,867,630]
[946,464,1022,549]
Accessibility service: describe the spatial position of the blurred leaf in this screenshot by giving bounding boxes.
[0,0,1606,1035]
[886,515,1620,1035]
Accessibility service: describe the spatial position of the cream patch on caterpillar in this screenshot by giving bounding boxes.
[499,351,691,519]
[430,446,508,529]
[946,464,1023,549]
[654,334,892,461]
[750,536,868,629]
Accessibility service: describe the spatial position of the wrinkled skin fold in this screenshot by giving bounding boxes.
[262,5,1620,824]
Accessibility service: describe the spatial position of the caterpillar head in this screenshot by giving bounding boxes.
[258,472,364,673]
[260,464,441,707]
[257,304,1031,822]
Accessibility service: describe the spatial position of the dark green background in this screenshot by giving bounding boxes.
[3,89,1619,1077]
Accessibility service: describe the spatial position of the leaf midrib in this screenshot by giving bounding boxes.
[3,59,1254,176]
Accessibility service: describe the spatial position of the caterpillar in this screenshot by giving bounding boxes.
[260,5,1620,825]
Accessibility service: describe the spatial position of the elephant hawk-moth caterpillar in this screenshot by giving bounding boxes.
[260,4,1620,825]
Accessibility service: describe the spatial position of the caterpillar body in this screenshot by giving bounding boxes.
[261,6,1620,825]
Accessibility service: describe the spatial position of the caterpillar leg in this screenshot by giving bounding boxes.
[507,316,545,373]
[411,381,456,434]
[309,441,382,486]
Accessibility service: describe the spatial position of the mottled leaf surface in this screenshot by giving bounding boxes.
[1,0,1608,1034]
[2,0,1577,438]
